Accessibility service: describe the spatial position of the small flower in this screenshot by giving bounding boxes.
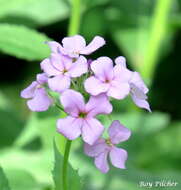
[47,35,105,58]
[84,56,131,99]
[115,56,151,112]
[84,120,131,173]
[57,89,112,145]
[20,73,52,112]
[41,53,87,93]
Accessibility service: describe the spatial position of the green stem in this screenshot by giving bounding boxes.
[141,0,172,80]
[62,140,72,190]
[68,0,81,36]
[62,0,81,190]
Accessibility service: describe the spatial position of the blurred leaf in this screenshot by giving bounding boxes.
[0,108,23,148]
[0,91,10,110]
[0,148,53,185]
[5,169,41,190]
[14,110,58,148]
[0,24,51,60]
[84,0,109,10]
[136,122,181,170]
[53,143,82,190]
[0,167,11,190]
[14,113,39,148]
[0,0,69,27]
[112,27,149,69]
[81,8,106,41]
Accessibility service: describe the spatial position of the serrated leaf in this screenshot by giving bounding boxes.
[0,24,51,60]
[0,167,11,190]
[53,143,82,190]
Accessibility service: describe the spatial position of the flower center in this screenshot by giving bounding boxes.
[105,138,113,146]
[72,58,77,63]
[104,79,110,83]
[79,112,87,118]
[62,69,68,74]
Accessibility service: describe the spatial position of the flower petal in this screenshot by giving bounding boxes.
[36,73,48,84]
[113,64,132,82]
[108,120,131,144]
[86,93,112,117]
[57,116,82,140]
[115,56,126,67]
[84,76,109,96]
[91,57,113,81]
[62,35,86,58]
[84,138,108,157]
[80,36,105,55]
[107,80,130,99]
[130,83,147,100]
[94,151,109,173]
[50,53,65,72]
[131,94,151,112]
[48,75,71,93]
[21,81,37,99]
[46,41,62,53]
[130,72,148,94]
[40,58,60,77]
[109,147,127,169]
[68,56,88,77]
[82,118,104,145]
[60,89,85,117]
[27,88,52,111]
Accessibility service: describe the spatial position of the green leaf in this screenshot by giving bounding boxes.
[81,8,107,41]
[0,0,69,27]
[0,24,51,60]
[0,108,23,148]
[0,167,11,190]
[5,169,41,190]
[112,27,149,70]
[0,148,53,185]
[52,143,82,190]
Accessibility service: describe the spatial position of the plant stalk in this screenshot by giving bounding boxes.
[62,140,72,190]
[62,0,81,189]
[141,0,172,80]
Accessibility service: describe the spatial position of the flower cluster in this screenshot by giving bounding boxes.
[21,35,151,173]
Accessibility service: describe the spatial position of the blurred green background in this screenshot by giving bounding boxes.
[0,0,181,189]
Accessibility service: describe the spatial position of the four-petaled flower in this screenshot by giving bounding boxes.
[21,73,52,112]
[47,35,105,58]
[84,120,131,173]
[41,53,87,93]
[115,56,151,112]
[57,89,112,145]
[84,56,131,99]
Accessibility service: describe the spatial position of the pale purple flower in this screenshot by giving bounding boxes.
[21,73,52,112]
[57,90,112,145]
[46,35,105,58]
[84,56,131,99]
[115,56,151,112]
[41,53,87,93]
[84,120,131,173]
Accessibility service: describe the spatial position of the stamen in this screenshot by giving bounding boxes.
[105,138,113,146]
